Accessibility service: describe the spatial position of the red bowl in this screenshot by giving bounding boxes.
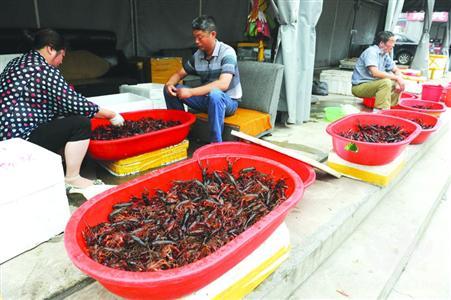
[88,109,196,160]
[64,154,304,299]
[398,99,446,117]
[378,109,440,144]
[192,142,316,188]
[326,113,421,165]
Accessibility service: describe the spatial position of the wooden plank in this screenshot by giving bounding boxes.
[231,130,342,178]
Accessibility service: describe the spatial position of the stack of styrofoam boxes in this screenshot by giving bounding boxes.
[88,92,159,113]
[319,70,354,96]
[120,83,167,109]
[0,138,70,263]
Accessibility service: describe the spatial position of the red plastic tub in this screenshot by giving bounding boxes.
[192,142,316,188]
[378,109,440,144]
[421,84,443,101]
[326,113,421,165]
[400,92,418,99]
[444,83,451,107]
[64,154,304,299]
[398,99,447,117]
[88,109,196,160]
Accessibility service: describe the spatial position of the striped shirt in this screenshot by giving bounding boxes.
[184,40,242,100]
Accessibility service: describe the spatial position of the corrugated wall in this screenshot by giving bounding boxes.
[0,0,384,68]
[315,0,385,68]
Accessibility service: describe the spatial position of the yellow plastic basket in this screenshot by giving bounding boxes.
[99,140,189,176]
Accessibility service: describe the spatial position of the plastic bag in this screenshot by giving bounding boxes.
[312,80,328,96]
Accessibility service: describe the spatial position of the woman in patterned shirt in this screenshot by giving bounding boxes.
[0,28,124,189]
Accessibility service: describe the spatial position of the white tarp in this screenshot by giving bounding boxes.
[411,0,436,76]
[444,8,450,71]
[273,0,323,124]
[384,0,405,32]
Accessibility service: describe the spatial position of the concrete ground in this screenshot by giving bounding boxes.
[1,93,450,299]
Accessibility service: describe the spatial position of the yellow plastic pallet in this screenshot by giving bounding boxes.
[99,140,189,176]
[327,150,405,187]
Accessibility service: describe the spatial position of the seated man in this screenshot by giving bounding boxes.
[164,15,242,143]
[352,31,405,110]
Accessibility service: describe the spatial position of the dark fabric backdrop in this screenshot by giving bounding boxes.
[37,0,133,56]
[4,0,441,69]
[0,0,37,27]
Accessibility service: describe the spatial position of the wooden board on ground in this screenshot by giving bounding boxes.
[231,130,342,178]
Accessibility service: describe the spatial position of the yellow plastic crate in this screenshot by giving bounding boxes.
[99,140,189,176]
[428,54,448,80]
[196,108,272,137]
[150,57,182,84]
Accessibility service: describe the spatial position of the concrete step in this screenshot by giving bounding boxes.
[286,122,451,299]
[388,188,451,300]
[245,113,451,299]
[0,234,93,300]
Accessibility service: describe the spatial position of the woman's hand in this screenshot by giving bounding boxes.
[165,84,178,97]
[110,112,125,126]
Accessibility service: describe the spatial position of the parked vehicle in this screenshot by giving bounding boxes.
[394,33,450,65]
[394,33,418,65]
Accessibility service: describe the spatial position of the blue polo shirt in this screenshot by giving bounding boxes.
[184,40,242,100]
[352,45,395,85]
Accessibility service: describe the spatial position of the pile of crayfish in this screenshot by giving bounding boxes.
[83,161,288,272]
[338,123,410,143]
[411,104,434,110]
[91,117,181,140]
[409,118,434,130]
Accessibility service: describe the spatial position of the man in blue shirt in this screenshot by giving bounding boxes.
[352,31,405,110]
[164,15,242,142]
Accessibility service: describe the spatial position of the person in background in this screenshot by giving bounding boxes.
[164,15,242,143]
[351,31,405,110]
[0,28,124,189]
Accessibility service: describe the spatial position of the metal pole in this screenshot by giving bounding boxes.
[347,0,361,58]
[130,0,138,57]
[33,0,40,28]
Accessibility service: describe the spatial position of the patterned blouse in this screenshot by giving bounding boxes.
[0,50,99,140]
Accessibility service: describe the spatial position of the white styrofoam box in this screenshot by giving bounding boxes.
[120,83,167,109]
[404,78,423,94]
[320,70,354,96]
[87,93,156,113]
[0,53,20,73]
[0,138,70,263]
[185,222,290,299]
